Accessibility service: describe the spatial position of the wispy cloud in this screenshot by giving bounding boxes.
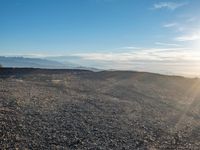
[155,42,181,47]
[186,17,197,22]
[163,23,178,28]
[175,32,200,41]
[120,46,142,50]
[153,2,188,10]
[72,48,197,62]
[163,22,188,32]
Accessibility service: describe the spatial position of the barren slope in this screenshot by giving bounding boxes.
[1,68,200,149]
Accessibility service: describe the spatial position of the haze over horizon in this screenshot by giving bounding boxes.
[1,0,200,76]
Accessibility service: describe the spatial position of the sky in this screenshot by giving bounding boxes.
[0,0,200,76]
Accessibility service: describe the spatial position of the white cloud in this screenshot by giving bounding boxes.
[120,46,142,50]
[163,23,178,28]
[153,2,187,10]
[70,48,200,77]
[155,42,181,47]
[72,48,199,62]
[175,32,200,41]
[5,47,200,77]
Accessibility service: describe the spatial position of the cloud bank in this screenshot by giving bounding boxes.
[69,47,200,77]
[175,32,200,41]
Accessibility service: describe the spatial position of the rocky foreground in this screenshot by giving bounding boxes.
[1,68,200,149]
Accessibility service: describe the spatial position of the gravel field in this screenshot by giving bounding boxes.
[1,68,200,149]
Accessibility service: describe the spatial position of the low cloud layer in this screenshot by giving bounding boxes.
[175,32,200,41]
[69,48,200,77]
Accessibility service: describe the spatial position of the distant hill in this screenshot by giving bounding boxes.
[0,56,71,69]
[45,56,102,72]
[0,56,101,71]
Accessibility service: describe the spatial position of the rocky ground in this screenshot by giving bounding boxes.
[1,68,200,149]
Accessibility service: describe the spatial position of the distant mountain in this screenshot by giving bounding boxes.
[45,56,102,72]
[0,56,73,69]
[0,56,101,71]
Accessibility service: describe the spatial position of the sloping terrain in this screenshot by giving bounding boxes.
[1,68,200,149]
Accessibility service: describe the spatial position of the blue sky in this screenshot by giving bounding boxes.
[0,0,200,76]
